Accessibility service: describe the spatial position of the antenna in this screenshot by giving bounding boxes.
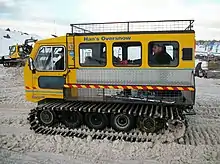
[54,20,57,35]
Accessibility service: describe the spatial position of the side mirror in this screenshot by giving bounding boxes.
[28,57,35,71]
[9,46,11,50]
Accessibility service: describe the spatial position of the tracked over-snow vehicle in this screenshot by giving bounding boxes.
[0,38,37,67]
[25,20,196,142]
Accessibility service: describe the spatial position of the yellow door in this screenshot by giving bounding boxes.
[32,45,67,100]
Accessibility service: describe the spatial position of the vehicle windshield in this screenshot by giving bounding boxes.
[9,46,16,56]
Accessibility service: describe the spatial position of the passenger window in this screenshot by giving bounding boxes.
[79,43,106,66]
[113,42,141,66]
[34,46,65,71]
[148,41,179,67]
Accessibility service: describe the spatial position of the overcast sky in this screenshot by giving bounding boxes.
[0,0,220,40]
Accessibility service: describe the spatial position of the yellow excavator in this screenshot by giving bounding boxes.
[0,38,37,67]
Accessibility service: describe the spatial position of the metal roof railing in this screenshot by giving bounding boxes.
[70,20,194,34]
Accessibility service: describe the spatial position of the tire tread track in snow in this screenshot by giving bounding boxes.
[185,127,195,145]
[194,107,220,117]
[193,126,201,146]
[184,125,220,146]
[196,126,206,145]
[207,127,218,145]
[211,128,220,145]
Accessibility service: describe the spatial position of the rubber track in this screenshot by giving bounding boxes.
[27,100,186,143]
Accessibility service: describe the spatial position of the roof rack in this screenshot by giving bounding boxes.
[70,20,194,34]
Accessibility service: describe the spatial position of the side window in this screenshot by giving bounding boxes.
[34,46,65,71]
[18,46,23,53]
[148,41,179,67]
[79,43,106,66]
[113,42,141,66]
[9,46,16,55]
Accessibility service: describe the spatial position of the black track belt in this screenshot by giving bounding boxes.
[27,100,186,143]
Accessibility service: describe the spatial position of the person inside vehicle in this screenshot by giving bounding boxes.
[150,43,172,65]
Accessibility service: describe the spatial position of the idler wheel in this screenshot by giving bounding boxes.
[138,117,156,133]
[85,113,108,130]
[62,111,83,129]
[39,110,55,126]
[111,114,134,132]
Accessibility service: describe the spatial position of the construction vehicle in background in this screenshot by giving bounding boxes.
[0,38,37,67]
[24,20,196,142]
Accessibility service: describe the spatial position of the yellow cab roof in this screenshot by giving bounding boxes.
[36,36,66,44]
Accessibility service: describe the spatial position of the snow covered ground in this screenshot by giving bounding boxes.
[0,65,220,164]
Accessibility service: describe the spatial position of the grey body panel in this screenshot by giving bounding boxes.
[76,68,195,86]
[65,88,195,106]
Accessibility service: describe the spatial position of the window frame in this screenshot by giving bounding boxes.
[34,45,66,72]
[148,41,179,67]
[79,42,107,67]
[9,45,16,55]
[112,41,142,67]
